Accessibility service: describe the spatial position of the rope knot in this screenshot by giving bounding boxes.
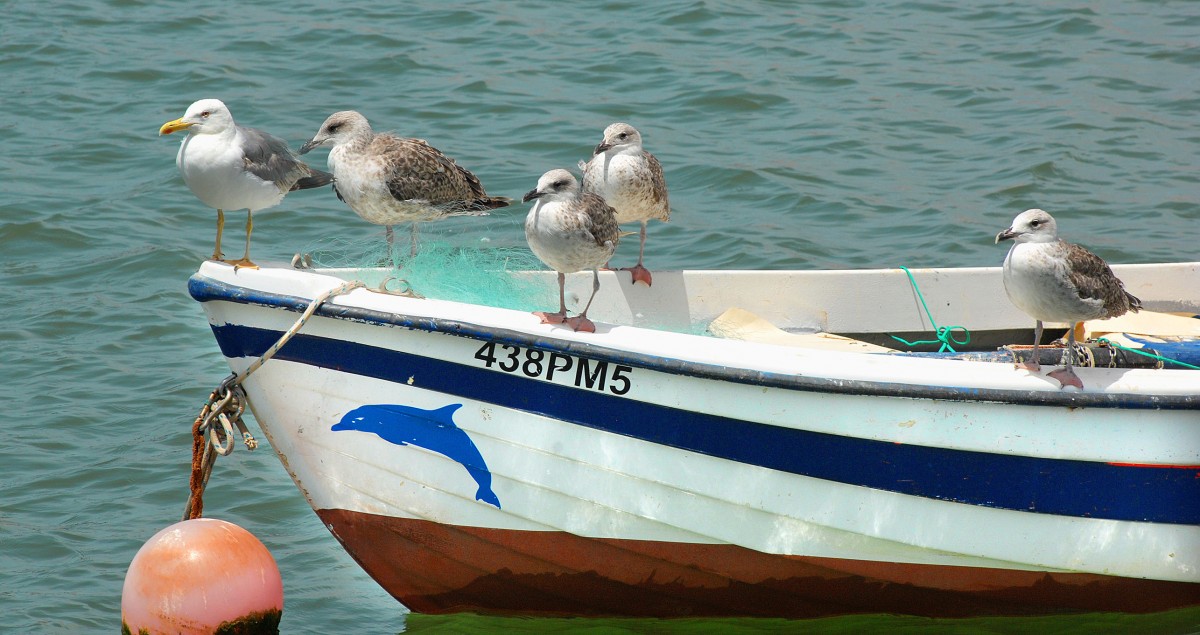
[888,266,972,353]
[198,378,254,456]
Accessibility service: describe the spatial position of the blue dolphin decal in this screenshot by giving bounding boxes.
[333,403,501,508]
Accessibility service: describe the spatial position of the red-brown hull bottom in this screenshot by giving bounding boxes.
[317,508,1200,618]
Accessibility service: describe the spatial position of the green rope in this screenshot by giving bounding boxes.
[889,266,971,353]
[1096,337,1200,370]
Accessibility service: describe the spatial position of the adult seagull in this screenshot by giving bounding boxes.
[160,98,332,268]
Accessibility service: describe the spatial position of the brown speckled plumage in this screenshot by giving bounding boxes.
[522,169,620,332]
[1062,242,1142,316]
[996,208,1141,389]
[579,122,669,285]
[301,110,511,227]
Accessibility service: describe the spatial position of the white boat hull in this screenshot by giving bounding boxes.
[191,261,1200,617]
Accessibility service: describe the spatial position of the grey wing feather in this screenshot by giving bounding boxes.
[239,125,317,191]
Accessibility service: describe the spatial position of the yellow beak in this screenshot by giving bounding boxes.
[159,117,193,135]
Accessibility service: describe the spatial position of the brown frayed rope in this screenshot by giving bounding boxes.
[185,393,219,520]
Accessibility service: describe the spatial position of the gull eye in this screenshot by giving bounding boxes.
[327,123,341,133]
[200,111,210,118]
[1031,219,1040,227]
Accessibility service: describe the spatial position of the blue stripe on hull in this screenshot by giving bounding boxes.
[211,323,1200,525]
[187,273,1200,410]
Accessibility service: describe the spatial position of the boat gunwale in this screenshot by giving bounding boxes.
[188,273,1200,410]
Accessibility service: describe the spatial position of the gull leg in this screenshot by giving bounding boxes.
[1047,322,1085,389]
[228,210,259,270]
[211,209,226,261]
[565,269,602,333]
[384,225,396,267]
[1016,320,1043,372]
[620,221,653,286]
[534,272,568,325]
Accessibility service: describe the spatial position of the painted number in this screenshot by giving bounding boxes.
[474,342,632,395]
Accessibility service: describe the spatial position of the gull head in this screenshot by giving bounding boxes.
[523,169,579,203]
[159,99,234,136]
[593,122,643,155]
[996,208,1059,244]
[300,110,372,154]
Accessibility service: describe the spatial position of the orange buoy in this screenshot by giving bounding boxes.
[121,518,283,634]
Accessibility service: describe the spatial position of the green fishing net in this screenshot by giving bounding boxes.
[297,235,557,313]
[295,235,712,336]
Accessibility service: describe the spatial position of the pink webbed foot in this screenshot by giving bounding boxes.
[1047,366,1084,390]
[621,264,653,286]
[1014,361,1041,373]
[533,311,566,325]
[564,315,596,333]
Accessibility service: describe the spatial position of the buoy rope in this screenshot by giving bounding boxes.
[184,280,365,520]
[1096,337,1200,370]
[888,266,971,353]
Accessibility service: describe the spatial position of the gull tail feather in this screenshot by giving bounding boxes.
[291,169,334,191]
[1126,290,1143,313]
[454,196,515,215]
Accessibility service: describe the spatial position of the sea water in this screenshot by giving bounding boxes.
[3,1,1198,632]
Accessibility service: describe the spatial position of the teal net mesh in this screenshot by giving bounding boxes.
[296,235,713,336]
[299,236,557,313]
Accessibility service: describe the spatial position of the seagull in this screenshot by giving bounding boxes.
[996,209,1142,389]
[580,122,669,286]
[159,98,332,268]
[522,169,620,333]
[299,111,511,259]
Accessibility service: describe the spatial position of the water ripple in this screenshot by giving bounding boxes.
[5,0,1200,631]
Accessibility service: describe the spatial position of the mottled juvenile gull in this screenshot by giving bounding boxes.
[300,111,512,257]
[523,169,620,333]
[580,122,670,286]
[159,98,332,268]
[996,208,1141,389]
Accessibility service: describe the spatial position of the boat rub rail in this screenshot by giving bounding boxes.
[188,274,1200,410]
